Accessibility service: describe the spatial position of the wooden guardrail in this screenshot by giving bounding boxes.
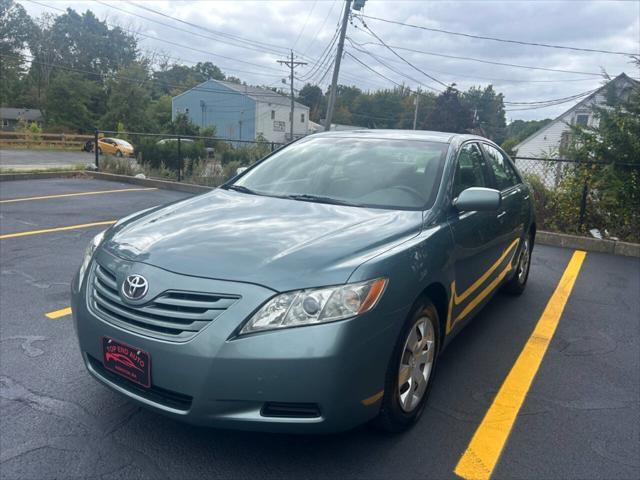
[0,131,94,148]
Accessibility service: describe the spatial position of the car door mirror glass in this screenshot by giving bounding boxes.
[454,187,501,212]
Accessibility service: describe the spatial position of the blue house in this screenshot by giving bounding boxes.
[172,79,309,144]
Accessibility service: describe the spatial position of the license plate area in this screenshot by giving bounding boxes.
[102,337,150,388]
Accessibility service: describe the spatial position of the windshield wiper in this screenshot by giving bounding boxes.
[224,184,258,195]
[286,193,362,207]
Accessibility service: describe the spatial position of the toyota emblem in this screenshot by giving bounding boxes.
[122,274,148,300]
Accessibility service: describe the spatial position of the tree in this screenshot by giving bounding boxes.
[48,9,136,79]
[43,72,101,131]
[193,62,224,81]
[297,84,324,122]
[560,74,640,241]
[0,0,34,106]
[101,63,153,132]
[424,87,473,133]
[167,113,201,136]
[463,85,506,143]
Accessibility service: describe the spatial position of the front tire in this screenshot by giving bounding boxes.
[116,150,123,157]
[375,298,440,433]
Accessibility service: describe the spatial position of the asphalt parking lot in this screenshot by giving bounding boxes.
[0,150,91,171]
[0,177,638,480]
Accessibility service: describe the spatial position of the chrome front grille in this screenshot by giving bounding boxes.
[89,263,239,341]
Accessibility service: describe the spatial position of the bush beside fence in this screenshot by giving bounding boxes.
[516,157,639,243]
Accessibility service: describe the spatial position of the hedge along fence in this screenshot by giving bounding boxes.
[516,156,640,243]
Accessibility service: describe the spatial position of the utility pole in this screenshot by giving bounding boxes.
[324,0,352,131]
[278,50,307,142]
[412,92,420,130]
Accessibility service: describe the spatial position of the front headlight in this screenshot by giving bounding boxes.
[78,231,106,288]
[239,278,387,335]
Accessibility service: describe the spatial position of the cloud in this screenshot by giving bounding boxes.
[20,0,640,121]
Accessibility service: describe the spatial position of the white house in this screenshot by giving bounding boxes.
[172,79,309,144]
[513,73,637,186]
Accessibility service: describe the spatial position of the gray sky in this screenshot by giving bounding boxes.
[19,0,640,121]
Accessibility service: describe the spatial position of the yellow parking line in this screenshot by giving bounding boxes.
[454,250,587,480]
[45,307,72,319]
[0,220,116,240]
[0,187,157,204]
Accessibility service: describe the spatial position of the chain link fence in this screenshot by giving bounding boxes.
[90,130,284,186]
[515,156,640,243]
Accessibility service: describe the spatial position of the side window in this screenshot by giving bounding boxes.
[482,144,519,190]
[453,143,487,198]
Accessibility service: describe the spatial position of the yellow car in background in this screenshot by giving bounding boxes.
[83,137,135,157]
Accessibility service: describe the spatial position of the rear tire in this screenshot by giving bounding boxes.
[374,297,440,433]
[97,147,102,155]
[503,233,532,295]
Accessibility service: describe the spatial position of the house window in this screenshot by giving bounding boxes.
[300,113,305,123]
[560,131,571,151]
[271,110,275,120]
[576,114,589,126]
[1,119,9,127]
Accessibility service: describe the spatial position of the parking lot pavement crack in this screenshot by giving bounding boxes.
[0,376,100,433]
[591,439,640,468]
[555,331,618,356]
[0,336,47,357]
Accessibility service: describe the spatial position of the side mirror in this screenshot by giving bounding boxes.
[454,187,501,212]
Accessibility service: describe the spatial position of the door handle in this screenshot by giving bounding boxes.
[497,211,507,220]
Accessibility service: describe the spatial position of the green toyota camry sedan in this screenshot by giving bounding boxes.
[72,130,535,433]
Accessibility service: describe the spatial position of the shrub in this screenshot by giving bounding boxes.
[99,155,140,176]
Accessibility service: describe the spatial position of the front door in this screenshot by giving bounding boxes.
[447,142,511,335]
[480,142,525,268]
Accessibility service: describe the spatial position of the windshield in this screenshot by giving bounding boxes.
[233,136,449,209]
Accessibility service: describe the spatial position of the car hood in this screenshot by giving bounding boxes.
[102,189,424,291]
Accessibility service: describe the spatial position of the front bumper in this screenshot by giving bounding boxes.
[72,251,405,433]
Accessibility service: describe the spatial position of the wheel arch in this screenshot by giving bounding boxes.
[420,282,448,350]
[529,221,537,246]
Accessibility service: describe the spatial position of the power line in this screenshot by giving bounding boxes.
[346,37,442,93]
[353,40,605,77]
[504,89,598,106]
[292,0,318,49]
[346,36,600,84]
[94,0,287,57]
[26,0,285,74]
[301,0,338,56]
[359,14,640,57]
[343,49,599,114]
[357,17,450,90]
[298,24,340,81]
[124,0,290,55]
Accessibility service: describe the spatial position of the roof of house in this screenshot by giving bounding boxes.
[173,79,309,110]
[513,72,639,151]
[0,107,43,121]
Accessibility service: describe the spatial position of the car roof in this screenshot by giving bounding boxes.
[308,129,488,144]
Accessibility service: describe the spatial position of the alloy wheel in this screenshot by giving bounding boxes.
[517,238,531,283]
[397,316,435,412]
